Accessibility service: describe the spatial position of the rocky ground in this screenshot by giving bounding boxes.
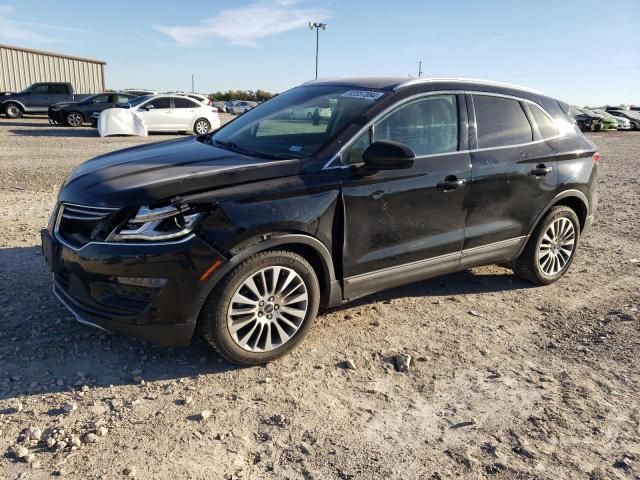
[0,118,638,480]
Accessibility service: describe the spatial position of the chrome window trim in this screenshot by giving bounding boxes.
[322,89,562,170]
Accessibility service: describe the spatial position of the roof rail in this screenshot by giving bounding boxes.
[393,77,545,95]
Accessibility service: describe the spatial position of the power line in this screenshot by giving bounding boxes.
[478,65,640,78]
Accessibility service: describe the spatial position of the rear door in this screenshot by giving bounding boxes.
[172,97,199,130]
[340,93,471,298]
[139,97,172,130]
[463,93,558,255]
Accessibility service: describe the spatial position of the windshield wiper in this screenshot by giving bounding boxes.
[213,139,293,160]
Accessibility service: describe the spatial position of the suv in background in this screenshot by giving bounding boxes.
[48,92,139,126]
[0,82,92,118]
[606,109,640,130]
[42,77,598,365]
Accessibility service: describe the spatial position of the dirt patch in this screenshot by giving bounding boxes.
[0,119,638,479]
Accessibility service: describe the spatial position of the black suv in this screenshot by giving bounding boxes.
[41,78,598,365]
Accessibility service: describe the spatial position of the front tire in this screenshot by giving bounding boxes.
[193,118,211,135]
[200,250,320,366]
[4,102,23,118]
[513,206,580,285]
[66,111,84,127]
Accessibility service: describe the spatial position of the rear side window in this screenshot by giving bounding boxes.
[529,104,559,139]
[174,98,198,108]
[374,94,458,156]
[473,95,533,148]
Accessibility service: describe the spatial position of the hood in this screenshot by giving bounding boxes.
[50,101,77,110]
[58,136,301,207]
[0,91,16,97]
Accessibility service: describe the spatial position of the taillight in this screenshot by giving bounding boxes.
[593,152,600,163]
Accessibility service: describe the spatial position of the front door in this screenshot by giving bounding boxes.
[340,93,470,299]
[139,97,173,130]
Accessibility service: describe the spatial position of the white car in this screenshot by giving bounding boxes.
[230,101,257,114]
[98,94,220,136]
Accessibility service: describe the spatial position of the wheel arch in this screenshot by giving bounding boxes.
[1,99,26,113]
[199,233,340,315]
[522,190,589,251]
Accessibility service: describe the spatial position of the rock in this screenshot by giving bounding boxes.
[62,402,77,413]
[343,359,356,370]
[394,353,412,372]
[199,410,212,421]
[618,312,636,322]
[15,446,29,458]
[27,426,42,441]
[124,466,137,477]
[270,414,286,426]
[23,453,36,464]
[46,437,56,449]
[70,435,82,448]
[468,310,483,317]
[56,441,68,451]
[96,426,108,437]
[82,433,98,444]
[299,442,312,455]
[614,454,633,470]
[183,396,193,406]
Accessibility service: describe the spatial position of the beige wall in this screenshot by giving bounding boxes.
[0,45,105,93]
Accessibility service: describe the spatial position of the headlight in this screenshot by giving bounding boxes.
[110,205,204,242]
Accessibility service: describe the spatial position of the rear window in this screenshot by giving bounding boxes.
[529,104,559,139]
[174,98,198,108]
[473,95,533,148]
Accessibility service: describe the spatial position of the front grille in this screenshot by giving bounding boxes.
[56,203,122,248]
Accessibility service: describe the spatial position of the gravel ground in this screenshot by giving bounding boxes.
[0,117,638,480]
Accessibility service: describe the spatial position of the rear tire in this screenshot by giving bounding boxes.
[200,250,320,366]
[513,206,580,285]
[4,102,23,118]
[193,118,211,135]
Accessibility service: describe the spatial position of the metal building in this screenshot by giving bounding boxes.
[0,44,105,93]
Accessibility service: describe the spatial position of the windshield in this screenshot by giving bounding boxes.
[125,95,152,108]
[208,85,386,159]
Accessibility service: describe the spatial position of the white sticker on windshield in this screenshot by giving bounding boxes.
[340,90,384,100]
[289,145,303,152]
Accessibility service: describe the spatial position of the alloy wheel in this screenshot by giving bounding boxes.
[538,217,576,276]
[67,112,83,127]
[227,266,309,352]
[6,105,20,118]
[194,119,210,134]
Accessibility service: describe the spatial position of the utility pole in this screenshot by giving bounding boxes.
[309,22,328,79]
[191,74,195,93]
[417,60,423,78]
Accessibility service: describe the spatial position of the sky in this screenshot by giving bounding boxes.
[0,0,639,105]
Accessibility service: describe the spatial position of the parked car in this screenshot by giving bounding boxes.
[569,107,603,132]
[592,109,630,130]
[212,101,228,113]
[48,92,138,126]
[582,109,617,131]
[229,101,257,114]
[42,77,598,365]
[96,94,220,135]
[0,82,92,118]
[605,109,640,130]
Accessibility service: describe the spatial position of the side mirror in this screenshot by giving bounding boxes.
[145,104,155,110]
[362,140,415,170]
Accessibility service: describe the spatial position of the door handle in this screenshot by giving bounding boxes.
[436,176,465,191]
[530,164,553,176]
